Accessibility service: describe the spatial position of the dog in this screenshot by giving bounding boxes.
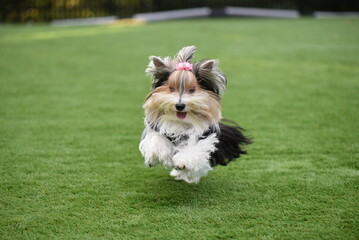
[139,46,251,183]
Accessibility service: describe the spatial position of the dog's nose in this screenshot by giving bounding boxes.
[175,103,186,111]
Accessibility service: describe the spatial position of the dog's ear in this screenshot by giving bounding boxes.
[146,56,173,89]
[193,59,227,96]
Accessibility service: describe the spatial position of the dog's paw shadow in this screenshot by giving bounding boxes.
[127,176,242,208]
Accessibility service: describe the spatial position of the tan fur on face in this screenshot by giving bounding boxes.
[144,86,173,124]
[168,70,198,95]
[185,90,222,125]
[144,70,222,127]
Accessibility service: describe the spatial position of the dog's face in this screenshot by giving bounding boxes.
[144,46,227,132]
[144,70,222,128]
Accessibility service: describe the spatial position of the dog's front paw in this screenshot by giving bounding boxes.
[175,165,185,170]
[144,157,159,167]
[173,153,187,170]
[140,132,174,168]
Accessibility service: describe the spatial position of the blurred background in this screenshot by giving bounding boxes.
[1,0,358,239]
[1,0,359,23]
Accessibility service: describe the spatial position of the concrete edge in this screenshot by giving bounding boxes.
[133,7,212,22]
[50,16,118,26]
[224,6,300,18]
[314,11,359,18]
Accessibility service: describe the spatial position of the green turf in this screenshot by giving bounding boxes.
[0,18,358,239]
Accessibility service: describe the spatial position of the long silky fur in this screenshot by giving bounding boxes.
[146,56,174,89]
[146,46,198,90]
[141,45,252,183]
[193,59,227,96]
[175,46,197,63]
[209,120,252,167]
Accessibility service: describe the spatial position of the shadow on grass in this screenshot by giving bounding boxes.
[125,173,245,209]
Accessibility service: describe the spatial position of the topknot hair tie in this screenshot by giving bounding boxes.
[176,62,193,71]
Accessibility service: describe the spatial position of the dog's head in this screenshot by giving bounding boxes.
[143,46,227,132]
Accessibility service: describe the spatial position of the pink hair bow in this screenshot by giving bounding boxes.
[176,62,193,71]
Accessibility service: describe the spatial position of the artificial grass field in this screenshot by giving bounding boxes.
[0,18,358,239]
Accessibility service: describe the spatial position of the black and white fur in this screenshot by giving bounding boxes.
[139,46,251,183]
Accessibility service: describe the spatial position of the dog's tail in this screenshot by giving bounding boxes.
[209,119,252,167]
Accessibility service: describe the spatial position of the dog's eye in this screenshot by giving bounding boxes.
[189,87,195,94]
[169,87,175,92]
